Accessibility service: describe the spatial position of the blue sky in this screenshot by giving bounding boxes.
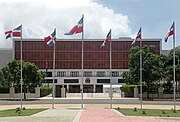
[98,0,180,50]
[0,0,179,50]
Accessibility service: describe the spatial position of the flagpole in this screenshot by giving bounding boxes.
[109,29,112,109]
[81,14,84,109]
[52,29,56,109]
[140,32,143,110]
[20,25,23,109]
[173,22,176,111]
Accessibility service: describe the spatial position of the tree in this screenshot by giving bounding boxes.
[165,48,180,93]
[0,71,6,87]
[0,60,44,99]
[122,71,136,85]
[22,62,44,99]
[129,45,162,98]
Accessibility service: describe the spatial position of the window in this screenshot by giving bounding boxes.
[46,72,52,77]
[84,71,92,77]
[70,71,79,77]
[111,71,119,77]
[118,79,125,83]
[44,79,57,83]
[96,71,106,77]
[97,79,110,83]
[57,71,66,77]
[64,79,79,83]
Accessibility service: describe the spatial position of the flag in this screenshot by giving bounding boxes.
[64,16,83,35]
[5,25,22,39]
[131,27,142,45]
[5,30,12,39]
[45,29,56,46]
[13,25,22,37]
[165,22,175,42]
[100,29,111,48]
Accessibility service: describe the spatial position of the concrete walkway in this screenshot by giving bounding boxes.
[0,108,80,122]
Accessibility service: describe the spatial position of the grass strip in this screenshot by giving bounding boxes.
[0,108,47,117]
[116,108,180,117]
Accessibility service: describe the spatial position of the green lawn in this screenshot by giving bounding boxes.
[116,108,180,117]
[0,108,47,117]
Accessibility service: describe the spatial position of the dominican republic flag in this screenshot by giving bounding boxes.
[5,30,13,39]
[64,16,83,35]
[13,25,22,37]
[5,25,22,39]
[165,22,175,42]
[100,29,111,48]
[131,27,142,45]
[44,29,56,46]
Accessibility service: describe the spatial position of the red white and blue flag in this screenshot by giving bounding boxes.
[5,30,13,39]
[64,16,83,35]
[13,25,22,37]
[5,25,22,39]
[131,27,142,45]
[44,29,56,46]
[165,22,175,42]
[100,29,111,48]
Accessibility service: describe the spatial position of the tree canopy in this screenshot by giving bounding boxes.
[0,60,44,99]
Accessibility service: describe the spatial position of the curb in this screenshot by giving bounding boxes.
[111,109,125,116]
[73,109,83,122]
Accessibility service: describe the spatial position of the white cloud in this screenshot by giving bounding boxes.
[0,0,132,48]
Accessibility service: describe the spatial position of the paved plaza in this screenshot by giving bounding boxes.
[0,104,180,122]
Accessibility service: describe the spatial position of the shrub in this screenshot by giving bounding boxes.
[173,110,177,113]
[16,107,21,116]
[142,110,146,114]
[134,107,137,112]
[40,87,52,97]
[162,110,166,114]
[120,85,136,97]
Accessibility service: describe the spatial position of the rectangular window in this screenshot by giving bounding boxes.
[57,71,66,77]
[44,79,57,83]
[97,79,110,83]
[111,71,119,77]
[96,71,106,77]
[64,79,79,83]
[70,71,79,77]
[84,71,93,77]
[46,72,52,77]
[118,79,125,83]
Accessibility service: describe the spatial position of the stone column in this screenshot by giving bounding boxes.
[10,87,15,98]
[158,87,163,98]
[61,85,66,98]
[35,87,40,98]
[134,86,139,98]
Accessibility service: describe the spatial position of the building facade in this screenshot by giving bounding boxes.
[14,38,161,97]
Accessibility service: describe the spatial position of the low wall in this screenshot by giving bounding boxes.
[0,87,40,98]
[141,93,180,99]
[66,93,122,98]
